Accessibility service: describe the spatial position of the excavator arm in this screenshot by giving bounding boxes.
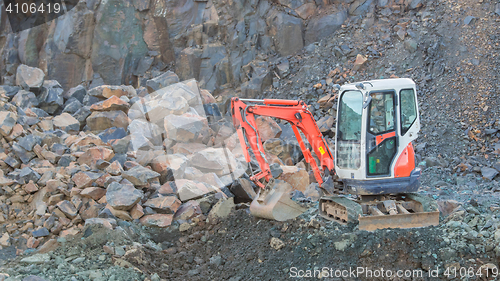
[231,97,335,188]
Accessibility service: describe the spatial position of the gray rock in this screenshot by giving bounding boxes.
[349,0,373,15]
[0,111,18,137]
[32,227,50,238]
[21,253,50,264]
[132,0,150,11]
[268,12,303,56]
[106,182,143,210]
[209,255,222,266]
[190,148,245,177]
[16,64,44,90]
[405,39,418,53]
[134,57,154,76]
[230,178,256,201]
[305,10,348,44]
[481,167,498,180]
[122,165,161,186]
[72,106,92,126]
[128,119,163,149]
[72,257,86,263]
[409,0,423,9]
[0,85,20,99]
[146,71,180,93]
[64,85,87,103]
[83,94,101,106]
[57,200,78,218]
[164,114,209,143]
[31,108,49,118]
[38,80,64,114]
[464,16,475,25]
[18,135,41,151]
[63,99,84,115]
[12,142,35,163]
[175,48,202,81]
[12,90,39,108]
[53,113,80,132]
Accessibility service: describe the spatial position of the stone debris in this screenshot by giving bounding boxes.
[270,237,285,250]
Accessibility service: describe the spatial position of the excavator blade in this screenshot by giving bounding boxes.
[249,180,308,221]
[319,193,440,231]
[358,210,439,231]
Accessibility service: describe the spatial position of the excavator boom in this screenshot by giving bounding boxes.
[231,98,334,187]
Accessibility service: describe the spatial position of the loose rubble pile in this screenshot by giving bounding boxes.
[0,63,325,276]
[0,65,256,258]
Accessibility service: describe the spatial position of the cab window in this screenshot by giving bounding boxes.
[400,89,417,135]
[368,91,395,135]
[338,90,363,141]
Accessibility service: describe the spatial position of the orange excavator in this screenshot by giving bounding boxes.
[231,78,439,230]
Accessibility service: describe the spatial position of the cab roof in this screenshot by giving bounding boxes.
[340,78,416,92]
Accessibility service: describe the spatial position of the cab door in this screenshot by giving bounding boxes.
[366,91,397,177]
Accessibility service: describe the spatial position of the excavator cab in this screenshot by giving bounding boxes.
[335,78,421,195]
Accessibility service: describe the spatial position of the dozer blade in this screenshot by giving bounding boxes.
[249,180,307,221]
[319,193,440,231]
[358,211,440,231]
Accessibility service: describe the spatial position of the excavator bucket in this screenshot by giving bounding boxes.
[249,180,308,221]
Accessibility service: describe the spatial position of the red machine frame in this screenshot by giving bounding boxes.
[231,97,335,188]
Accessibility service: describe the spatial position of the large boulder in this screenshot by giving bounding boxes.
[122,165,161,186]
[164,113,209,143]
[52,113,80,132]
[12,90,39,108]
[256,116,282,142]
[90,96,130,113]
[16,64,44,90]
[87,110,129,131]
[106,182,143,210]
[279,166,309,192]
[146,71,179,93]
[143,196,181,214]
[38,80,64,114]
[0,111,17,137]
[140,95,189,128]
[175,48,202,81]
[151,154,188,183]
[268,12,303,56]
[88,85,136,99]
[175,179,218,201]
[305,10,348,44]
[189,147,244,177]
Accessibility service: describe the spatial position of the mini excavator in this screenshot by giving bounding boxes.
[231,78,439,231]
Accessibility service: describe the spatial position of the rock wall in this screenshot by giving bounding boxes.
[0,0,422,96]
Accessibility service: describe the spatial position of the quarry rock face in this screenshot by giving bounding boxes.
[0,0,352,98]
